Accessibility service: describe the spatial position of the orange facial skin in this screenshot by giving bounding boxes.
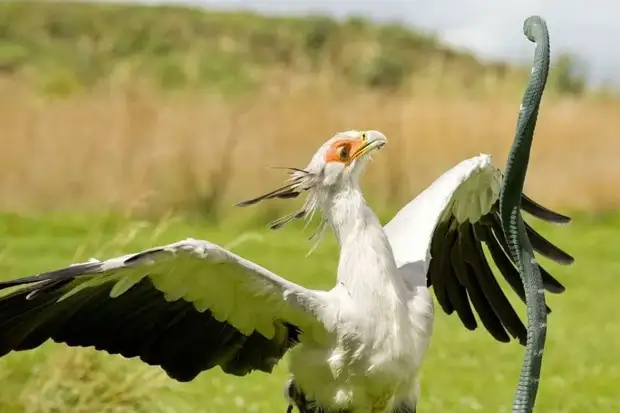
[323,136,367,165]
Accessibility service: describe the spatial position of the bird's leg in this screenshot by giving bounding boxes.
[284,378,305,413]
[285,379,349,413]
[391,401,416,413]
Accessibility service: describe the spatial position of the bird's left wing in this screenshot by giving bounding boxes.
[0,238,328,382]
[383,154,573,344]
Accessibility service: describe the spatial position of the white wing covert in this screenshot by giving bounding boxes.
[384,154,573,344]
[0,238,327,382]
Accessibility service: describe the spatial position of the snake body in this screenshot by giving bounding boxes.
[499,16,551,413]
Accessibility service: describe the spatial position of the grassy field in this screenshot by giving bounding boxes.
[0,210,618,413]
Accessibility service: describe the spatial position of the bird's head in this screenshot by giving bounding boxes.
[302,129,388,188]
[236,130,387,232]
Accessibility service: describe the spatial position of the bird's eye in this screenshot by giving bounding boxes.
[337,145,350,161]
[361,132,367,141]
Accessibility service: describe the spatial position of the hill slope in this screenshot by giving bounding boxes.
[0,1,533,95]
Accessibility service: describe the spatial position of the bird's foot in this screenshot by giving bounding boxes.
[393,402,416,413]
[284,378,350,413]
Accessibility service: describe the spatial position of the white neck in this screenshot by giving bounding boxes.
[322,182,405,302]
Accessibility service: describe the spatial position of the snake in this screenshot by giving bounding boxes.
[499,15,551,413]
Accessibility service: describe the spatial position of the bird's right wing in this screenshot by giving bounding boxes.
[0,238,329,382]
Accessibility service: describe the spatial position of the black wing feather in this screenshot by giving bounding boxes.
[433,219,477,330]
[475,224,553,314]
[450,230,510,343]
[487,212,565,293]
[428,220,455,315]
[0,275,299,383]
[521,194,571,224]
[523,220,574,264]
[460,224,527,343]
[427,194,571,345]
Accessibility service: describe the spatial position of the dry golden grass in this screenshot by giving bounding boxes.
[0,74,618,217]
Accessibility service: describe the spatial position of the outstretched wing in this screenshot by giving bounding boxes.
[0,238,328,382]
[383,154,573,344]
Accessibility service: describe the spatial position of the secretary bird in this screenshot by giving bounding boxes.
[0,130,573,413]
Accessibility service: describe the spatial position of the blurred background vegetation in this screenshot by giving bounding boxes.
[0,1,618,220]
[0,2,594,96]
[0,2,618,413]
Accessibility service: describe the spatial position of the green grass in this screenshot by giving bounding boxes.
[0,211,618,412]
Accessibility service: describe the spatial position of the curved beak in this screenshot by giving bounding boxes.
[350,133,387,162]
